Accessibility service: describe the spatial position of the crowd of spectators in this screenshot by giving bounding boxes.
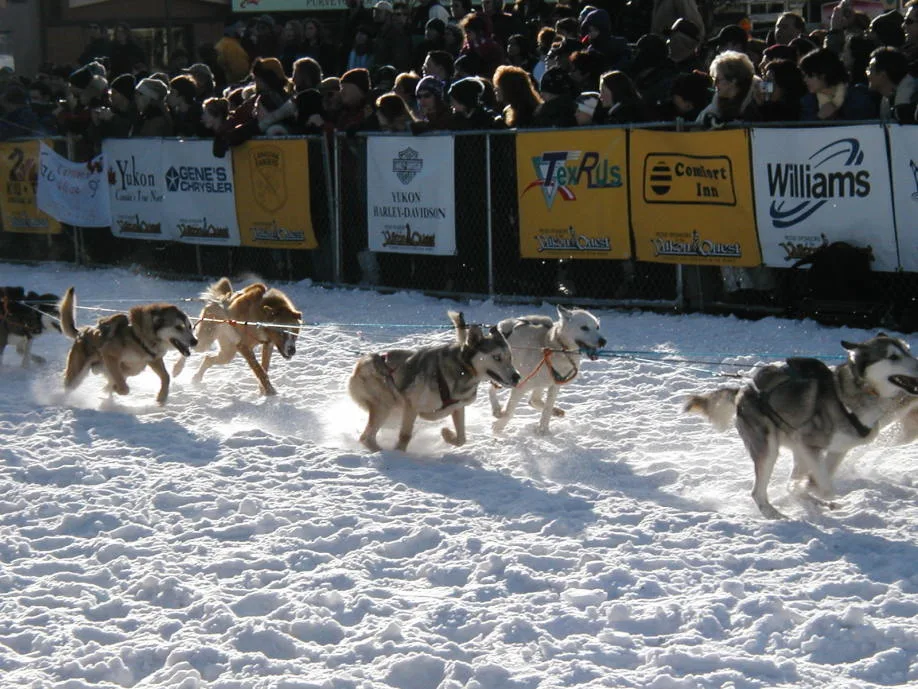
[2,0,918,150]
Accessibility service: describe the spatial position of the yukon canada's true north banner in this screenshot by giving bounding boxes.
[37,143,110,228]
[232,139,317,249]
[103,138,171,240]
[752,126,897,271]
[0,141,61,235]
[629,130,760,266]
[161,139,240,246]
[886,126,918,272]
[366,136,455,255]
[516,129,630,260]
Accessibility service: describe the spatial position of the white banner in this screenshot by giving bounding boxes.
[888,126,918,273]
[37,143,110,227]
[751,126,898,272]
[366,136,456,255]
[160,139,240,246]
[104,138,171,240]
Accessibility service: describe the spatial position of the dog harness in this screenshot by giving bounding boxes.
[517,348,579,387]
[380,352,476,412]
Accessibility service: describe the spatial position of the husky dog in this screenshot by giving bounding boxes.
[59,287,197,405]
[173,278,302,396]
[684,334,918,519]
[348,311,521,452]
[0,287,61,367]
[489,305,606,434]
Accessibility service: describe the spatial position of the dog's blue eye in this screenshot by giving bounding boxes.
[581,325,589,331]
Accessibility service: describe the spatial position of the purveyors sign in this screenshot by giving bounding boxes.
[366,136,456,255]
[751,126,897,271]
[104,138,170,240]
[629,130,761,266]
[233,139,317,249]
[0,141,61,235]
[516,129,630,260]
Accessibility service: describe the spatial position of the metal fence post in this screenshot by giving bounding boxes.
[65,134,82,266]
[485,132,494,297]
[332,133,342,284]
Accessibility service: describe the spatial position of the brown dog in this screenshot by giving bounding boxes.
[172,278,302,396]
[59,287,197,405]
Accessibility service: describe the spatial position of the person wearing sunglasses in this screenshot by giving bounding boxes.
[412,75,451,131]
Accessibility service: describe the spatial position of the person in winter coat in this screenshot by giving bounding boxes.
[493,64,542,127]
[531,67,577,127]
[447,76,504,129]
[580,9,630,72]
[132,77,173,137]
[458,13,506,78]
[598,70,651,124]
[799,48,879,121]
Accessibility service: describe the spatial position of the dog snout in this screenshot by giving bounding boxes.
[598,336,607,349]
[189,335,199,348]
[510,371,522,387]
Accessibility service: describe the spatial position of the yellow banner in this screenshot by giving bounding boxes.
[232,139,317,249]
[516,129,630,260]
[629,130,761,266]
[0,141,62,235]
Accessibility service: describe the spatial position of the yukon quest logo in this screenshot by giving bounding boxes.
[766,138,870,228]
[392,147,422,185]
[643,154,736,206]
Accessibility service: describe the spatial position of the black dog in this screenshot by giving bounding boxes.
[0,286,61,366]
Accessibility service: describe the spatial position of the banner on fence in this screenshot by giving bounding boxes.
[161,139,240,246]
[0,141,61,235]
[516,129,630,260]
[752,126,898,271]
[366,136,456,255]
[887,126,918,272]
[104,139,170,240]
[37,143,110,228]
[233,139,317,249]
[233,0,348,11]
[629,130,760,266]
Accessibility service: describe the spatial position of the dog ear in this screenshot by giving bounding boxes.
[465,323,483,348]
[840,340,857,351]
[557,304,572,321]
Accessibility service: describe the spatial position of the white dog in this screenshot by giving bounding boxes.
[489,305,606,434]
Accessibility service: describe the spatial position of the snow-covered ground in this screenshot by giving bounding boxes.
[2,262,918,689]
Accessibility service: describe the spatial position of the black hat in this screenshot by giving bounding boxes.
[540,66,574,96]
[709,24,748,48]
[448,77,484,110]
[426,18,446,35]
[68,66,93,90]
[110,73,136,100]
[341,67,371,95]
[667,18,701,42]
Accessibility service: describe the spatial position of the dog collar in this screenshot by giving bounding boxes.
[130,330,158,359]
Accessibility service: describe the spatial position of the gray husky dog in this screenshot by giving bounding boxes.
[489,305,606,434]
[685,334,918,519]
[348,311,521,452]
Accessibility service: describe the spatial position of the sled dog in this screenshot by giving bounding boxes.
[0,286,61,366]
[684,334,918,518]
[348,311,521,452]
[173,278,302,396]
[59,287,197,405]
[489,305,606,434]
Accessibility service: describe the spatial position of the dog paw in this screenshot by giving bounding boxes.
[492,419,508,434]
[535,424,551,436]
[441,428,464,446]
[262,386,278,396]
[552,408,565,418]
[359,437,381,452]
[114,383,129,395]
[758,504,786,520]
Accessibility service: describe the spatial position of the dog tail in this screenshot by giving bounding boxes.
[683,387,740,432]
[200,277,233,305]
[59,287,79,340]
[448,310,468,345]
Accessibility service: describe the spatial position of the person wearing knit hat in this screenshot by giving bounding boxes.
[415,74,451,131]
[136,77,168,103]
[539,67,574,97]
[415,74,444,100]
[532,66,576,127]
[182,62,216,99]
[110,73,135,101]
[133,77,173,137]
[93,73,137,138]
[574,91,600,125]
[68,66,94,92]
[448,76,483,112]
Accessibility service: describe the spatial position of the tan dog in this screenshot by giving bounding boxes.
[59,287,197,405]
[173,278,302,396]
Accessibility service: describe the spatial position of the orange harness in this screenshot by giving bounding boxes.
[517,348,579,387]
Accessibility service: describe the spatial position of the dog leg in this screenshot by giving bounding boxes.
[102,352,130,396]
[396,406,418,451]
[148,358,171,405]
[17,338,32,367]
[237,344,277,396]
[530,389,565,418]
[441,408,466,446]
[359,405,387,452]
[746,435,783,519]
[192,343,236,384]
[261,344,273,373]
[493,387,525,432]
[488,384,504,418]
[896,407,918,445]
[537,386,560,434]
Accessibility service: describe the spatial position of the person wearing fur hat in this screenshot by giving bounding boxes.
[447,76,503,129]
[132,77,173,137]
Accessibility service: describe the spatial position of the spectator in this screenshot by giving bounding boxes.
[493,64,542,127]
[479,0,526,47]
[450,0,471,25]
[667,18,703,73]
[280,20,307,74]
[78,23,112,67]
[598,70,650,124]
[375,92,418,131]
[27,80,58,132]
[250,14,281,60]
[0,84,43,140]
[91,73,137,139]
[110,23,147,77]
[413,74,451,130]
[841,34,876,85]
[196,44,226,94]
[293,57,323,93]
[569,51,606,93]
[168,74,204,137]
[458,13,506,78]
[758,58,806,121]
[453,53,480,79]
[215,21,252,86]
[532,66,577,127]
[708,25,748,56]
[373,65,398,97]
[573,91,600,125]
[375,1,413,71]
[337,67,375,130]
[580,8,630,71]
[183,63,216,101]
[870,10,905,48]
[201,96,229,136]
[132,77,173,137]
[409,0,450,48]
[696,50,760,128]
[319,77,343,122]
[57,66,108,136]
[346,25,376,72]
[167,48,190,75]
[394,71,421,114]
[788,36,817,61]
[448,76,502,128]
[422,50,455,82]
[443,24,465,58]
[903,0,918,62]
[301,19,338,76]
[532,27,557,85]
[340,0,374,67]
[415,18,447,68]
[867,46,917,122]
[774,12,806,45]
[799,47,879,120]
[628,34,678,117]
[651,0,705,42]
[759,44,796,72]
[292,88,327,134]
[669,70,712,122]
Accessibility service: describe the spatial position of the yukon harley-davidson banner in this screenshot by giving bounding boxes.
[160,139,240,246]
[629,129,761,266]
[0,141,61,235]
[366,136,456,255]
[232,139,317,249]
[752,126,897,272]
[516,129,630,260]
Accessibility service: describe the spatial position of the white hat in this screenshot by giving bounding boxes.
[374,0,393,11]
[136,77,168,102]
[575,91,600,118]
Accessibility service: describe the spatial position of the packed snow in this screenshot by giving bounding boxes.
[2,262,918,689]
